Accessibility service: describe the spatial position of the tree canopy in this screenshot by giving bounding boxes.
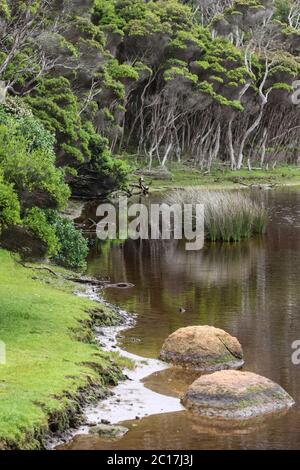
[1,0,300,263]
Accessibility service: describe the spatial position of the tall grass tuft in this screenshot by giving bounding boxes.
[166,189,268,242]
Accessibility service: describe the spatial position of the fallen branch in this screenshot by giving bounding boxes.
[17,261,59,277]
[65,277,111,287]
[230,177,278,189]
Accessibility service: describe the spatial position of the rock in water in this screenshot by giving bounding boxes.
[88,424,128,439]
[182,370,295,420]
[160,326,244,371]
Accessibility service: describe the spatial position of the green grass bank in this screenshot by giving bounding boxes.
[0,249,129,450]
[133,164,300,191]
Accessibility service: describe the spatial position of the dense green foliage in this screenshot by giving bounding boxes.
[0,104,88,266]
[1,0,300,263]
[0,1,131,266]
[0,171,21,230]
[0,120,69,209]
[23,208,59,256]
[46,211,89,269]
[22,207,89,269]
[89,0,300,170]
[1,1,299,172]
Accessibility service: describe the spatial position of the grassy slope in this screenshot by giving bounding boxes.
[138,165,300,190]
[0,249,127,450]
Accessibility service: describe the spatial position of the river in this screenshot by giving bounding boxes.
[60,189,300,450]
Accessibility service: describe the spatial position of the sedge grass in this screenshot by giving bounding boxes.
[166,189,268,242]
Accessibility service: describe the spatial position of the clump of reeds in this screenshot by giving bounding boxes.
[166,189,268,242]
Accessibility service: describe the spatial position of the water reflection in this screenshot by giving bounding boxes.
[61,409,294,450]
[67,189,300,449]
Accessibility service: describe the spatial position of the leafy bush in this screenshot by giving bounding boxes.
[0,106,83,263]
[0,100,117,267]
[0,123,70,209]
[26,80,129,194]
[46,211,88,270]
[16,116,56,154]
[23,208,88,269]
[23,208,59,256]
[0,104,56,154]
[0,171,21,232]
[26,76,92,164]
[87,123,130,189]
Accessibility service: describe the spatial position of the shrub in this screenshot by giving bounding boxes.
[26,76,91,164]
[46,211,88,270]
[26,82,129,194]
[16,116,56,154]
[0,123,70,209]
[23,208,88,268]
[166,189,268,242]
[23,208,59,256]
[0,105,56,154]
[0,172,21,232]
[86,123,130,190]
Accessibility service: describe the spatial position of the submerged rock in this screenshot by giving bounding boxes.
[88,424,128,439]
[160,326,244,371]
[182,370,295,420]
